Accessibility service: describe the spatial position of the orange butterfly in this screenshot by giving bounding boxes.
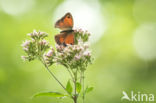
[54,12,75,46]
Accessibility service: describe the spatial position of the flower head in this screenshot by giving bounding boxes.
[39,40,49,46]
[22,29,92,69]
[74,55,81,61]
[83,50,91,57]
[27,30,48,40]
[22,30,50,61]
[45,48,55,57]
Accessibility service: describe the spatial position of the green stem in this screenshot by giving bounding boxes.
[73,69,78,103]
[67,67,75,82]
[80,71,82,84]
[39,57,71,97]
[82,71,85,103]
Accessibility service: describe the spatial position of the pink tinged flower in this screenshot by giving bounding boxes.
[74,55,81,60]
[40,40,48,45]
[57,53,64,57]
[40,32,45,35]
[38,31,47,36]
[23,47,28,51]
[64,47,70,53]
[32,39,35,42]
[27,33,32,36]
[33,30,38,35]
[75,45,81,50]
[83,50,91,57]
[79,46,84,51]
[56,44,60,49]
[22,40,30,47]
[78,29,83,33]
[50,47,55,51]
[46,50,53,57]
[84,44,89,49]
[56,45,63,51]
[21,56,27,61]
[78,39,83,44]
[72,46,76,51]
[43,40,48,44]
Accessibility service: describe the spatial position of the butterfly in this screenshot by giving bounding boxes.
[54,12,75,46]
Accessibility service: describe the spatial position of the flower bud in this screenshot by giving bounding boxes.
[21,56,27,61]
[83,50,91,57]
[40,40,48,46]
[27,33,32,36]
[74,55,81,60]
[38,31,47,37]
[64,47,70,53]
[22,40,30,47]
[56,45,64,51]
[33,30,38,36]
[84,43,89,49]
[46,50,53,57]
[23,47,28,51]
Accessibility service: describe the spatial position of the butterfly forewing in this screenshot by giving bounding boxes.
[55,12,73,30]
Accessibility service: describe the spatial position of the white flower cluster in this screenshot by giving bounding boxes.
[21,30,50,61]
[74,29,91,44]
[27,30,48,40]
[44,32,92,71]
[22,29,92,71]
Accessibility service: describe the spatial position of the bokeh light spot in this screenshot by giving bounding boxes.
[133,23,156,60]
[0,0,35,16]
[53,0,107,44]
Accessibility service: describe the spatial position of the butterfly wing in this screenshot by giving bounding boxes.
[55,32,66,45]
[55,12,73,31]
[64,32,74,45]
[55,31,74,46]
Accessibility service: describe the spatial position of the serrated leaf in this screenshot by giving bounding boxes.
[76,82,81,93]
[33,92,66,98]
[66,80,72,94]
[85,87,94,94]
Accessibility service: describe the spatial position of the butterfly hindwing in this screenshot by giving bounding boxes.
[64,32,74,45]
[55,33,66,45]
[55,31,74,46]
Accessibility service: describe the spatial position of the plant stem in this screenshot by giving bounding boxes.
[80,71,82,84]
[73,69,78,103]
[74,97,77,103]
[82,71,85,103]
[39,57,71,96]
[67,67,75,82]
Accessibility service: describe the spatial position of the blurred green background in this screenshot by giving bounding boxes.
[0,0,156,103]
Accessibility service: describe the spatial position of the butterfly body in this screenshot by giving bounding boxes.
[55,12,75,46]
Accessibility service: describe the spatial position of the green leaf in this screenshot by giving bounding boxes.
[76,82,81,93]
[66,80,72,94]
[33,92,66,98]
[85,87,94,94]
